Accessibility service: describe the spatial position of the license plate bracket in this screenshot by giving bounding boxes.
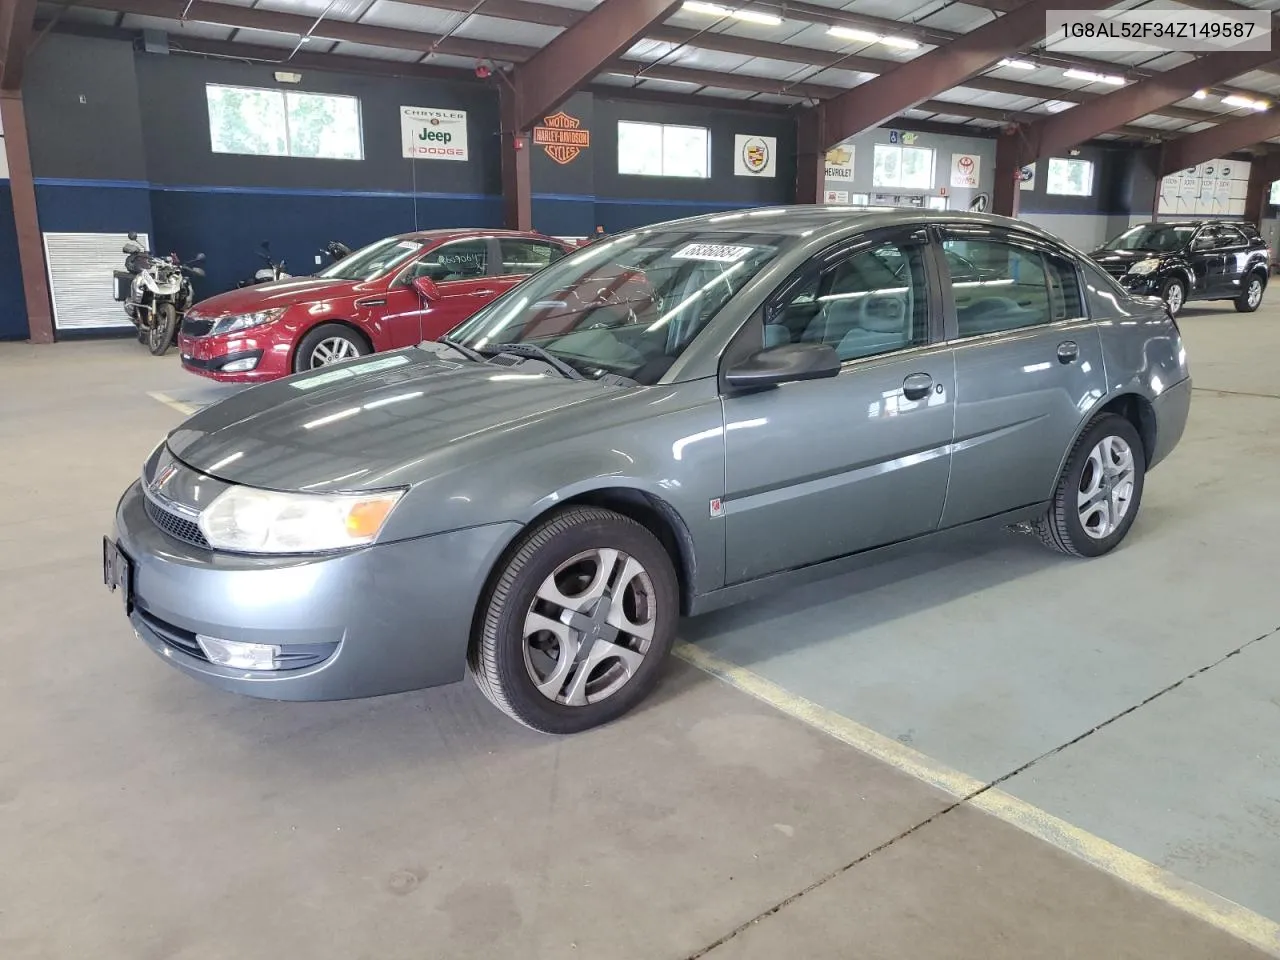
[102,536,134,612]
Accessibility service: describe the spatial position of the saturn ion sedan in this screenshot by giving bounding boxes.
[106,208,1191,734]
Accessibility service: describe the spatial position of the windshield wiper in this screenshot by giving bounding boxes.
[437,336,485,363]
[480,342,585,380]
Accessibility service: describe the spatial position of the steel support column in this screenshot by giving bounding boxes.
[499,84,531,231]
[795,109,825,206]
[992,129,1022,218]
[0,91,52,343]
[507,0,682,133]
[816,0,1116,150]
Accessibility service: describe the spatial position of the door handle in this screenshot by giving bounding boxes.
[472,289,496,297]
[902,372,933,401]
[1057,341,1079,364]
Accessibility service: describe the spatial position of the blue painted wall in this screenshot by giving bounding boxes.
[0,181,26,340]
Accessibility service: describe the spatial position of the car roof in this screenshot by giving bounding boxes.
[621,205,1078,248]
[392,228,559,244]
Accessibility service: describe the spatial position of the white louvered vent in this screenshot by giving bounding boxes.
[43,231,148,331]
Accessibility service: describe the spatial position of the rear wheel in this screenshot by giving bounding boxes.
[469,506,679,734]
[1235,273,1265,313]
[293,323,369,373]
[1033,413,1146,558]
[1161,278,1185,317]
[148,302,176,356]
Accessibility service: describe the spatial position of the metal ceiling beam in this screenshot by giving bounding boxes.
[1017,49,1280,165]
[506,0,682,131]
[0,0,38,89]
[816,0,1119,150]
[1159,110,1280,175]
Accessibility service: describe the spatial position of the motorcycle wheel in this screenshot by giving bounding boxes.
[149,302,177,356]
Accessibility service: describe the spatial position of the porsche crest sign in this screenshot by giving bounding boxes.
[533,112,591,165]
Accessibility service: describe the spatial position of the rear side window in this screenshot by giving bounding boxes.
[1240,223,1262,242]
[499,238,566,277]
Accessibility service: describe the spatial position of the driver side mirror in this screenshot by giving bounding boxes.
[413,276,442,301]
[193,252,206,263]
[725,342,841,390]
[189,266,206,278]
[122,241,143,254]
[127,232,138,241]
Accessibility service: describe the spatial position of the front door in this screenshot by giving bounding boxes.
[937,226,1108,527]
[1187,227,1223,298]
[392,237,496,343]
[721,229,955,583]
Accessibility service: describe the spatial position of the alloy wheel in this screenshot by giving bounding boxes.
[1078,435,1136,540]
[1248,279,1263,308]
[522,548,657,707]
[309,336,359,367]
[1165,283,1184,315]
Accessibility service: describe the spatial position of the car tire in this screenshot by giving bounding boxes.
[1033,413,1146,559]
[469,506,679,734]
[1160,278,1186,317]
[1235,273,1265,313]
[148,302,176,357]
[293,323,369,373]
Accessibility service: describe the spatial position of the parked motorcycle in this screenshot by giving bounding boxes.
[114,233,205,356]
[322,240,351,263]
[237,241,291,288]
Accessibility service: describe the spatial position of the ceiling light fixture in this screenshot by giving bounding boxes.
[827,25,919,50]
[1192,89,1207,99]
[1222,94,1268,111]
[998,58,1036,70]
[681,1,783,25]
[1063,68,1125,85]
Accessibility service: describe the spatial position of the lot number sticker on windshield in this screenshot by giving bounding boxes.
[672,243,754,263]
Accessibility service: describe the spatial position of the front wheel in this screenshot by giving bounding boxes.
[293,323,369,373]
[1235,273,1265,313]
[1033,413,1146,558]
[148,302,176,356]
[1161,278,1185,317]
[469,507,679,734]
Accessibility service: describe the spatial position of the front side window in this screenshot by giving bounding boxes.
[618,121,710,178]
[448,232,785,384]
[873,144,935,189]
[943,237,1059,336]
[769,240,929,362]
[499,239,565,277]
[1046,157,1094,196]
[206,84,363,160]
[316,237,424,282]
[406,239,489,283]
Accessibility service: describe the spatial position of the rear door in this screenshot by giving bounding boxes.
[1211,224,1251,297]
[938,224,1108,527]
[394,237,494,341]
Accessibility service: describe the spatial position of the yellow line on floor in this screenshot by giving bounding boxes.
[674,641,1280,957]
[146,391,198,417]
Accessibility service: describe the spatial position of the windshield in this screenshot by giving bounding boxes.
[445,231,786,384]
[316,237,425,281]
[1104,224,1194,253]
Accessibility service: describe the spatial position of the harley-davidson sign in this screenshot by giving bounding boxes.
[533,112,591,165]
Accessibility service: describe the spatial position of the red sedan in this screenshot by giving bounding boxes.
[178,229,573,383]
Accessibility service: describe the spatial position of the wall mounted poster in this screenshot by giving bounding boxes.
[951,153,981,189]
[1019,163,1036,191]
[734,135,777,177]
[824,146,854,180]
[401,106,469,161]
[824,190,850,204]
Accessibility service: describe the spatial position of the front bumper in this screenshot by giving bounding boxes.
[112,481,520,701]
[179,331,291,383]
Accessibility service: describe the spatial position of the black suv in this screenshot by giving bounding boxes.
[1090,220,1269,316]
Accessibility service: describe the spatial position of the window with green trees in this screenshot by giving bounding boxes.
[206,84,363,160]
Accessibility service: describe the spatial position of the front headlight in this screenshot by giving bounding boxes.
[1127,258,1161,276]
[212,307,287,336]
[198,486,405,554]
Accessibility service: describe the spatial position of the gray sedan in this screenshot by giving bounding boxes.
[105,208,1191,733]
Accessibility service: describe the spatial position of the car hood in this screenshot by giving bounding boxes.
[189,277,361,317]
[1090,248,1170,264]
[166,350,622,491]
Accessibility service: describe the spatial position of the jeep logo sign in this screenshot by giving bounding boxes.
[401,106,469,162]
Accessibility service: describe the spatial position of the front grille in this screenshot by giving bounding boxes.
[144,496,211,549]
[1102,263,1130,280]
[181,313,216,338]
[136,608,208,661]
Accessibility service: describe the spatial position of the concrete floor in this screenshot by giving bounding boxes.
[2,298,1277,959]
